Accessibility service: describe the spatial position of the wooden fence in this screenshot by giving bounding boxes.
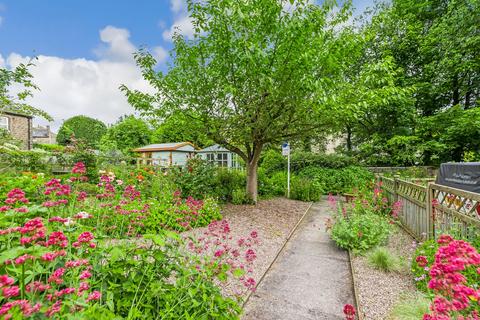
[378,176,480,241]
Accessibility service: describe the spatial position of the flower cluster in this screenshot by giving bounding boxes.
[42,179,72,208]
[343,304,356,320]
[0,218,101,318]
[423,235,480,319]
[187,219,260,297]
[1,188,29,212]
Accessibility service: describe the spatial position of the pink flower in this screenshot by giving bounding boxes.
[79,270,92,280]
[2,286,20,298]
[86,290,101,302]
[250,230,258,239]
[71,162,86,174]
[0,275,14,288]
[245,249,256,262]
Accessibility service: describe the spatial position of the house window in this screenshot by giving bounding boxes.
[207,153,215,162]
[0,117,8,131]
[217,153,228,167]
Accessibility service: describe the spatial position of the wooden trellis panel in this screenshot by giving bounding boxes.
[377,176,480,241]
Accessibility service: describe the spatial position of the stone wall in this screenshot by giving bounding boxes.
[3,114,32,149]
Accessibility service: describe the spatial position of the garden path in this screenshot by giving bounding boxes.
[242,201,354,320]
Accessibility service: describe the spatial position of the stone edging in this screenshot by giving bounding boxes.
[241,201,314,308]
[348,250,364,320]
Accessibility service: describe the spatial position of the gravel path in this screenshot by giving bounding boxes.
[352,226,419,320]
[242,201,355,320]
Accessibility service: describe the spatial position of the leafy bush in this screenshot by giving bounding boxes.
[299,166,374,194]
[367,247,402,272]
[213,169,245,202]
[169,158,216,199]
[290,151,355,171]
[94,233,241,319]
[0,172,48,202]
[331,211,391,252]
[258,169,287,197]
[33,143,65,152]
[231,188,253,205]
[259,149,286,175]
[0,150,50,173]
[290,176,322,202]
[57,115,107,147]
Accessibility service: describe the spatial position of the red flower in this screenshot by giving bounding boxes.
[416,255,428,268]
[343,304,355,320]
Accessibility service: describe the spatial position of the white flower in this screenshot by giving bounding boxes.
[99,170,106,174]
[64,218,76,227]
[116,179,124,185]
[76,211,90,219]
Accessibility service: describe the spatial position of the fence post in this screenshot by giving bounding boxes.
[426,182,434,240]
[393,175,399,203]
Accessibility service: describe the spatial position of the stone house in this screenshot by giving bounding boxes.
[0,110,33,149]
[33,125,57,145]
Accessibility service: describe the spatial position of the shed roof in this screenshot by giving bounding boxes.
[197,144,231,153]
[133,142,195,152]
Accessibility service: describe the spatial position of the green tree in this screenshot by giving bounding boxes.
[151,110,213,148]
[57,115,107,148]
[99,115,152,156]
[0,59,51,120]
[122,0,355,201]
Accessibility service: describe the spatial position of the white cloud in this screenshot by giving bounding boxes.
[3,25,164,131]
[162,0,195,42]
[153,46,168,64]
[162,15,195,42]
[170,0,185,13]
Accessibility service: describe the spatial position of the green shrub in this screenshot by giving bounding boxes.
[367,247,402,272]
[290,176,322,202]
[94,233,240,319]
[298,166,374,194]
[290,151,355,171]
[389,293,430,320]
[231,188,253,205]
[331,211,391,252]
[0,172,49,202]
[260,149,286,174]
[214,168,245,201]
[33,143,65,152]
[169,158,216,199]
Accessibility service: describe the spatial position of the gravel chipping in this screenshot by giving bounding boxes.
[352,226,419,320]
[185,198,310,299]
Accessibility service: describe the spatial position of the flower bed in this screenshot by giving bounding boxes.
[0,162,269,319]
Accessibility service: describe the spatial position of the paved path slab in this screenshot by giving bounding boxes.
[242,201,354,320]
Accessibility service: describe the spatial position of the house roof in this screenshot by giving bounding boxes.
[197,144,230,153]
[33,125,52,138]
[133,142,196,152]
[0,107,33,119]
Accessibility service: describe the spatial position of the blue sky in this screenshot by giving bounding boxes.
[0,0,374,129]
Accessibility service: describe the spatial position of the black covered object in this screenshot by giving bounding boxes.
[436,162,480,193]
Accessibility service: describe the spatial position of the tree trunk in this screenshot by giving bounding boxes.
[246,160,259,203]
[245,144,263,203]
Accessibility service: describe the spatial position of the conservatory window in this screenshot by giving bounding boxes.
[217,153,228,167]
[0,117,8,131]
[207,153,215,162]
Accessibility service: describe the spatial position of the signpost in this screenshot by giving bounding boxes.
[282,142,290,198]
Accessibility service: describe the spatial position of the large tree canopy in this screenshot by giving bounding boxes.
[57,115,107,148]
[123,0,356,201]
[151,110,213,148]
[99,115,152,156]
